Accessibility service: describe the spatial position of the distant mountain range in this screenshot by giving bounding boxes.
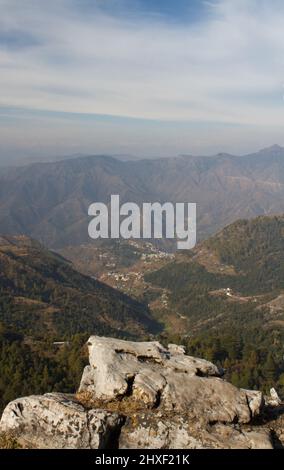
[0,145,283,248]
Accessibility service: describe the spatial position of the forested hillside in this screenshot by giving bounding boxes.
[0,326,87,414]
[145,215,284,394]
[0,235,159,339]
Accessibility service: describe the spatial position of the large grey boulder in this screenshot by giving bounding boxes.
[0,393,123,449]
[79,336,262,424]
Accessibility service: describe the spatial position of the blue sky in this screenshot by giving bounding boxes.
[70,0,209,22]
[0,0,284,162]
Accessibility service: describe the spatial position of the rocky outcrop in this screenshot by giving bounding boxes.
[79,336,262,424]
[0,336,282,449]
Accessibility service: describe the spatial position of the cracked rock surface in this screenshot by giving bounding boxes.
[79,336,262,424]
[1,336,282,449]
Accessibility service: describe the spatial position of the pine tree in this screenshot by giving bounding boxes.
[263,352,277,386]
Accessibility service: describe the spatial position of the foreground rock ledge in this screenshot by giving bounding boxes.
[0,393,123,449]
[0,336,282,449]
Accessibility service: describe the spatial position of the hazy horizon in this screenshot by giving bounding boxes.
[0,143,283,168]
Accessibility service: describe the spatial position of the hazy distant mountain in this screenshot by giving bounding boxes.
[0,145,283,248]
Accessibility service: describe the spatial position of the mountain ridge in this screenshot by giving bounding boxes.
[0,146,283,247]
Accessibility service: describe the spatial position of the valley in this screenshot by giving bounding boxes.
[0,152,284,427]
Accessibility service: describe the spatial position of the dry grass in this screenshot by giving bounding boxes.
[0,432,22,449]
[76,391,149,415]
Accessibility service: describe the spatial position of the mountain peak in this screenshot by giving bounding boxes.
[260,144,284,153]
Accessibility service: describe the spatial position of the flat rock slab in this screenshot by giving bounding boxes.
[119,414,273,449]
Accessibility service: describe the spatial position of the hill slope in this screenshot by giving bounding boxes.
[0,235,159,339]
[145,215,284,330]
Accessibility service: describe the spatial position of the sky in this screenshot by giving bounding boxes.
[0,0,284,162]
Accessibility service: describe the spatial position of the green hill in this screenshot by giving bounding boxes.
[0,235,160,339]
[146,215,284,324]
